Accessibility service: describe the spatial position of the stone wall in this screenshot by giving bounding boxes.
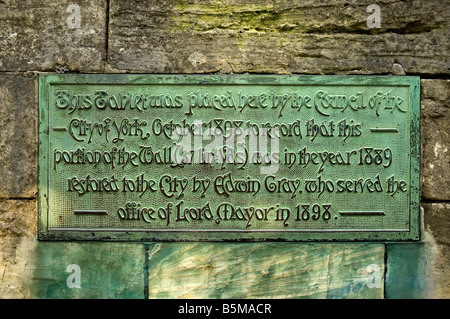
[0,0,448,299]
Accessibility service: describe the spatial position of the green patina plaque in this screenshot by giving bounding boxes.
[38,74,420,241]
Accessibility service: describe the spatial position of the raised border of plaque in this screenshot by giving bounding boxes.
[38,74,420,242]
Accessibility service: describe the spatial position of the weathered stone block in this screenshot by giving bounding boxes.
[108,0,449,74]
[169,0,449,34]
[147,242,384,299]
[423,202,450,298]
[0,199,37,298]
[0,74,37,198]
[421,80,450,200]
[0,0,107,72]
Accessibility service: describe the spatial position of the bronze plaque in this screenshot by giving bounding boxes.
[38,75,420,241]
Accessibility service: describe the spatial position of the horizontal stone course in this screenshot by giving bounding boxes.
[169,0,449,34]
[108,0,449,74]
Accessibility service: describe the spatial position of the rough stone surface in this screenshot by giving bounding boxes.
[0,74,37,199]
[421,80,450,200]
[0,199,37,298]
[423,203,450,298]
[0,0,107,72]
[147,242,384,299]
[108,0,449,74]
[169,0,449,34]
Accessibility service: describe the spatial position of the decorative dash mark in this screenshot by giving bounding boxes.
[339,211,385,216]
[73,210,108,215]
[370,128,398,133]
